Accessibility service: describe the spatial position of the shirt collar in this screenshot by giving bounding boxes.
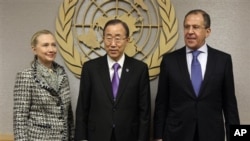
[186,43,208,54]
[107,54,125,69]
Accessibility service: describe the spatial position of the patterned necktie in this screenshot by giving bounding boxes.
[191,50,202,96]
[112,63,120,99]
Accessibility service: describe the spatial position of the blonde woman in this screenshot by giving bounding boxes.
[13,30,74,141]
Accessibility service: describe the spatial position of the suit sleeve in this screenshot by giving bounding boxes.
[222,55,240,140]
[153,57,169,139]
[75,63,91,140]
[13,71,32,141]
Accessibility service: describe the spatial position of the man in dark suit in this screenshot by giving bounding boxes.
[153,9,240,141]
[75,19,151,141]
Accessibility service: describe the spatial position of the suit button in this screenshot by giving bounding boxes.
[113,108,116,112]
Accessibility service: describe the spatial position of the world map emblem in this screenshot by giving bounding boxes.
[55,0,178,80]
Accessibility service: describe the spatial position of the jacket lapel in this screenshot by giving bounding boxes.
[199,47,216,97]
[97,56,114,102]
[177,47,197,98]
[55,66,66,93]
[114,55,131,105]
[33,61,66,97]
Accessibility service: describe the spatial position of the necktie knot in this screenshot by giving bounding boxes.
[113,63,120,72]
[192,50,201,59]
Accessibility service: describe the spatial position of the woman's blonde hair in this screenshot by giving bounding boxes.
[31,29,54,47]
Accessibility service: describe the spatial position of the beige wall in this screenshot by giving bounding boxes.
[1,0,250,137]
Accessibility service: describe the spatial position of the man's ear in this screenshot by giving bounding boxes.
[206,28,211,38]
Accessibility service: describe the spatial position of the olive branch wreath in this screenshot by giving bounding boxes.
[55,0,178,80]
[55,0,82,78]
[145,0,179,80]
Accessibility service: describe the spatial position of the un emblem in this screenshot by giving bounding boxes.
[55,0,178,80]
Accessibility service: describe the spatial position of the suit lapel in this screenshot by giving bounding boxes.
[177,47,197,98]
[199,47,216,97]
[33,61,66,97]
[114,56,131,104]
[98,56,114,102]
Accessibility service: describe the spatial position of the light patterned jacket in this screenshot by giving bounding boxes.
[13,60,74,141]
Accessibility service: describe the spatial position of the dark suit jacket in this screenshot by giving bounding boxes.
[154,46,240,141]
[75,55,151,141]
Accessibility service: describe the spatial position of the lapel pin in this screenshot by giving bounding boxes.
[126,68,129,72]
